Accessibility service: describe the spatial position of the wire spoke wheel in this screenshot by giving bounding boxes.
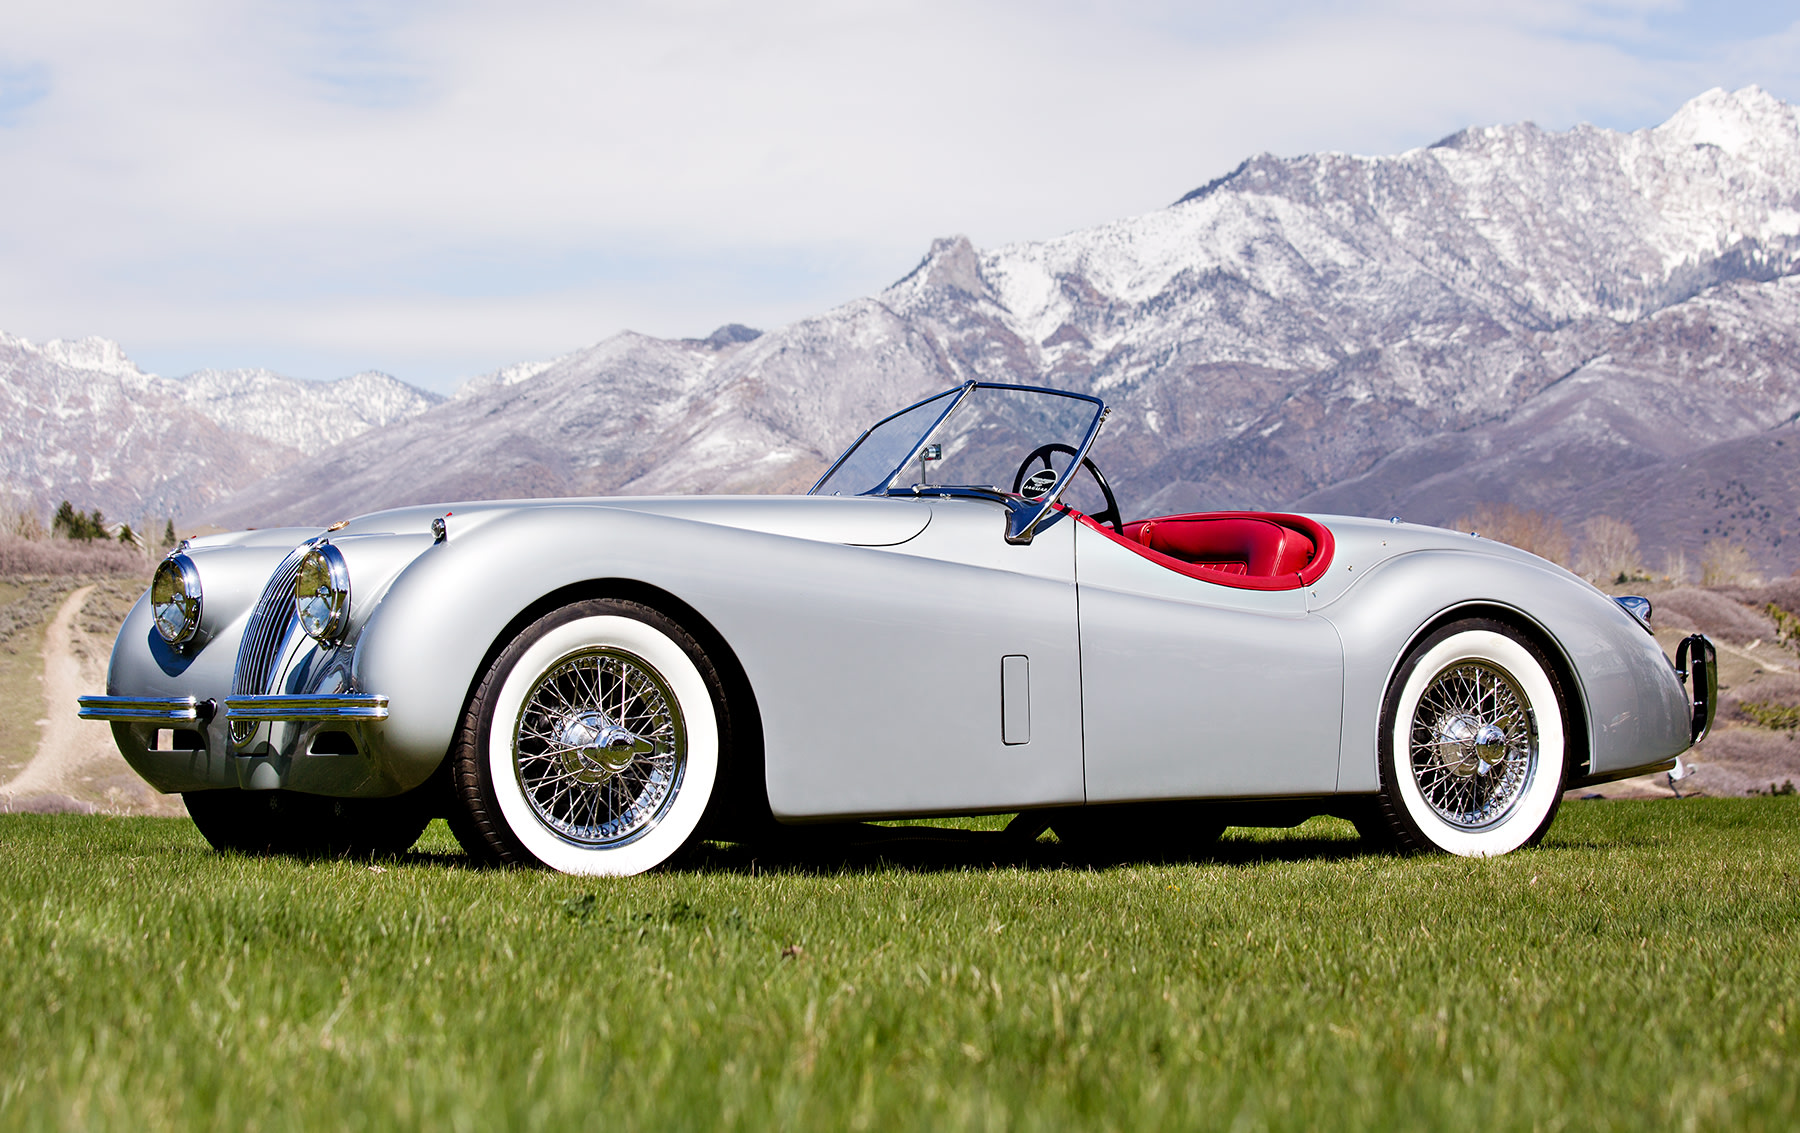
[1408,660,1535,829]
[514,648,686,847]
[1375,619,1569,857]
[450,600,727,876]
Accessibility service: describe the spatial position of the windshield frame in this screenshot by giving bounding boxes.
[809,380,1109,545]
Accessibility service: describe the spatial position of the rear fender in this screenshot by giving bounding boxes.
[1315,549,1692,791]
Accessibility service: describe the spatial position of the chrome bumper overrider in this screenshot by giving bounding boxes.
[1676,634,1717,744]
[78,695,212,723]
[223,695,389,722]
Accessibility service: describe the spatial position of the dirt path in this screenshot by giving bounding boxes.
[0,585,184,815]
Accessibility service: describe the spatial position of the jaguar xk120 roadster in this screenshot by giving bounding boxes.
[81,381,1715,872]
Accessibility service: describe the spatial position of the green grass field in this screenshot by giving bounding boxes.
[2,801,1798,1131]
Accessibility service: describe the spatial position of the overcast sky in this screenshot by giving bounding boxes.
[1,0,1797,392]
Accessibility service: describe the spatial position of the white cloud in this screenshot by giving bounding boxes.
[0,0,1793,389]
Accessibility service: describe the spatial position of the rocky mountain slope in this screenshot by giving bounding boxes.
[0,334,441,523]
[40,86,1800,574]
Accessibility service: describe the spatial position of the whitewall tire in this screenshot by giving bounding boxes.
[1374,619,1570,857]
[450,600,726,876]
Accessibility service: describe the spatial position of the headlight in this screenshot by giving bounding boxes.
[294,542,351,643]
[150,553,203,644]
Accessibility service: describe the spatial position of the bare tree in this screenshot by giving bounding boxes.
[1574,515,1643,584]
[1662,548,1691,584]
[1450,503,1571,566]
[1700,539,1759,587]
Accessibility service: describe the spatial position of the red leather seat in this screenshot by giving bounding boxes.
[1089,510,1333,590]
[1122,516,1317,578]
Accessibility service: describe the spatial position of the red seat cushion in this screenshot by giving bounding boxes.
[1093,510,1335,591]
[1125,516,1315,578]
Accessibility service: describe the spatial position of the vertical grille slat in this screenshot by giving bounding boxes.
[233,545,312,697]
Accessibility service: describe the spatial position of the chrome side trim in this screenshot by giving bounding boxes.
[78,695,206,723]
[223,695,390,721]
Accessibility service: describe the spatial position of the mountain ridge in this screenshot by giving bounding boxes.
[7,86,1797,576]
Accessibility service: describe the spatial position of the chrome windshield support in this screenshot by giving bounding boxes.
[1006,404,1110,545]
[223,695,390,722]
[78,695,213,723]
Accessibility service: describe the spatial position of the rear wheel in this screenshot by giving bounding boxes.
[1373,619,1570,856]
[449,599,729,875]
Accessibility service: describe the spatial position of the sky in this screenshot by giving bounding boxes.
[1,0,1797,393]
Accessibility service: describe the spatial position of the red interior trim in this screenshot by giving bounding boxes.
[1074,509,1336,591]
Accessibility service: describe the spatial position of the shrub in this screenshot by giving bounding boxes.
[0,534,149,578]
[1740,700,1800,731]
[1574,516,1643,584]
[1653,588,1778,645]
[1700,539,1759,587]
[1451,503,1571,566]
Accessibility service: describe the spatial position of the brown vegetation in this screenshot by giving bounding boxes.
[1573,515,1644,583]
[1700,538,1760,587]
[0,534,151,579]
[1450,503,1571,566]
[1651,587,1778,645]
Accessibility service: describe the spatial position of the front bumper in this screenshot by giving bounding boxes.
[87,693,405,797]
[79,694,389,723]
[222,695,389,722]
[79,695,213,723]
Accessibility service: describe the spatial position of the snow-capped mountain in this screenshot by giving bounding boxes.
[13,85,1786,572]
[202,87,1800,572]
[0,335,441,523]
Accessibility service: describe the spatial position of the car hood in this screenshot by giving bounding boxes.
[214,494,937,551]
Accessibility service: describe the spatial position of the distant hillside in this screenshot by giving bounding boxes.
[0,334,441,523]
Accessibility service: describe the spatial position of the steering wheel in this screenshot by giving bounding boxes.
[1011,443,1124,534]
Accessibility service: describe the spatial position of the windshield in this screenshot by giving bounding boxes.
[810,388,959,498]
[813,383,1104,497]
[810,382,1106,541]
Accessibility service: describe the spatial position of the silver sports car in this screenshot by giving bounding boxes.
[81,381,1716,872]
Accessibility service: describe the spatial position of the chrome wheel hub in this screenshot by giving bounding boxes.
[513,648,685,847]
[1409,660,1535,829]
[554,711,655,781]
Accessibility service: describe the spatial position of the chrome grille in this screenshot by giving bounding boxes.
[233,544,312,697]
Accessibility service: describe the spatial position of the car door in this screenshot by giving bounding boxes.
[744,497,1086,820]
[1074,522,1345,801]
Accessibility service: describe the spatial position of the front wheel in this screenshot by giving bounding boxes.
[1372,619,1570,856]
[449,599,729,875]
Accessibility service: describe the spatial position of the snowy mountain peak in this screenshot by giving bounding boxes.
[1657,85,1799,157]
[1,332,148,380]
[453,359,556,399]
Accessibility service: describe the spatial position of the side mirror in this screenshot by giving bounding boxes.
[919,444,941,484]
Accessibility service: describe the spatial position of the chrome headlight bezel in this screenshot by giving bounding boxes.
[150,553,203,645]
[294,542,352,644]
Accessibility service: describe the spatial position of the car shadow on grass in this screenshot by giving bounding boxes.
[667,822,1386,875]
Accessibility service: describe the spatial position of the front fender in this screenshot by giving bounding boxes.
[1316,549,1692,792]
[350,505,767,790]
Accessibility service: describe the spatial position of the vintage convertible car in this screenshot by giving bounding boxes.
[81,381,1716,872]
